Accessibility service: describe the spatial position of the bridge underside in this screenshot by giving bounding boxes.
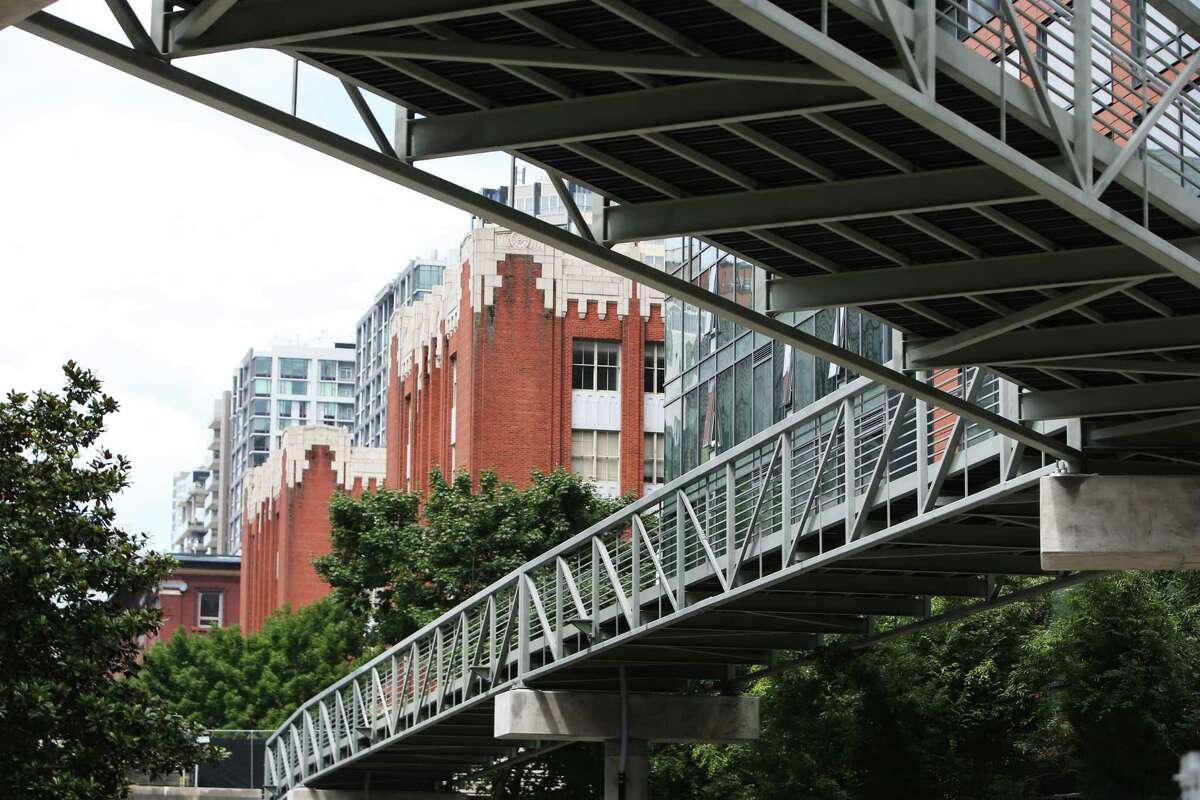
[14,0,1200,794]
[131,0,1200,469]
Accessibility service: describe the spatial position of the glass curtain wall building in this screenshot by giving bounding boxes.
[663,237,892,481]
[228,344,357,553]
[353,254,447,448]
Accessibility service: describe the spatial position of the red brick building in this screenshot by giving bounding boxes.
[238,427,385,633]
[237,227,666,627]
[386,226,667,498]
[138,553,242,650]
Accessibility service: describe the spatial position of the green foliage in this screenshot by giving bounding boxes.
[652,589,1054,800]
[315,467,625,798]
[0,363,220,800]
[1031,572,1200,800]
[652,573,1200,800]
[136,598,364,730]
[314,467,626,647]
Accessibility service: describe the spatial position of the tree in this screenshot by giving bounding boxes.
[315,467,625,798]
[651,587,1057,800]
[0,363,220,800]
[1030,572,1200,800]
[315,467,626,647]
[136,598,365,730]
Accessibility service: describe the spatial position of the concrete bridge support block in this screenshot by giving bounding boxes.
[1041,474,1200,570]
[282,790,470,800]
[495,688,759,800]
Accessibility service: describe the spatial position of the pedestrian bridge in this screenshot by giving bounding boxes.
[9,0,1200,794]
[262,368,1075,793]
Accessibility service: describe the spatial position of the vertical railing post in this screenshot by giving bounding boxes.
[517,573,530,682]
[724,461,737,579]
[780,429,794,563]
[591,539,601,640]
[631,519,642,628]
[914,0,936,97]
[675,492,686,610]
[1073,0,1093,189]
[842,398,855,534]
[554,559,565,660]
[999,377,1019,480]
[915,372,930,511]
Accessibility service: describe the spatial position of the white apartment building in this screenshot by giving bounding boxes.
[353,254,446,448]
[170,468,210,553]
[227,343,357,553]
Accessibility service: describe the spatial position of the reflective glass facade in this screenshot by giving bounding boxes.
[663,238,892,481]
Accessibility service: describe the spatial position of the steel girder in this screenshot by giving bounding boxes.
[767,241,1195,308]
[0,0,53,29]
[710,0,1200,288]
[407,80,871,158]
[18,9,1079,464]
[602,162,1047,240]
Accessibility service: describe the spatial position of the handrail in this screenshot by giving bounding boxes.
[263,366,1066,794]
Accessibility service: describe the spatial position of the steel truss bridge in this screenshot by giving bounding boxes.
[7,0,1200,793]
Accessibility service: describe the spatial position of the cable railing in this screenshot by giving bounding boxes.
[263,366,1067,796]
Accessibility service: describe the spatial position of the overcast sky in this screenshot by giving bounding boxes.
[0,2,510,551]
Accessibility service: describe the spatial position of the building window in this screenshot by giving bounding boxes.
[320,402,338,423]
[573,340,620,391]
[571,430,620,482]
[644,343,665,393]
[197,591,223,628]
[252,357,272,377]
[644,432,665,485]
[253,378,271,397]
[279,358,308,379]
[318,381,337,397]
[278,379,307,395]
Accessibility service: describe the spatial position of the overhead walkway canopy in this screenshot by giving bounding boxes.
[10,0,1200,794]
[18,0,1200,466]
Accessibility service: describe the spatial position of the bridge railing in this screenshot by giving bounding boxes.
[264,366,1063,794]
[939,0,1200,193]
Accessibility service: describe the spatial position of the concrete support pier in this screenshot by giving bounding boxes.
[495,688,759,800]
[283,790,469,800]
[1041,475,1200,570]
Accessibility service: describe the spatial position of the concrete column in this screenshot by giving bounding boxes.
[283,790,469,800]
[603,739,649,800]
[494,689,759,743]
[1041,475,1200,570]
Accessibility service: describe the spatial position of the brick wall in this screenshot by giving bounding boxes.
[239,427,385,633]
[386,227,665,497]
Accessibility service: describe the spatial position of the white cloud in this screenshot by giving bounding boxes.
[0,9,510,551]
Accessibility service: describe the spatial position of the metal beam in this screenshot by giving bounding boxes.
[709,0,1200,289]
[1086,409,1200,448]
[103,0,156,54]
[1093,50,1200,196]
[1021,378,1200,420]
[169,0,236,45]
[168,0,563,55]
[906,314,1200,367]
[605,163,1042,241]
[19,10,1080,466]
[409,80,870,159]
[298,35,847,85]
[768,243,1174,309]
[1027,358,1200,377]
[0,0,52,29]
[996,0,1084,186]
[907,280,1144,364]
